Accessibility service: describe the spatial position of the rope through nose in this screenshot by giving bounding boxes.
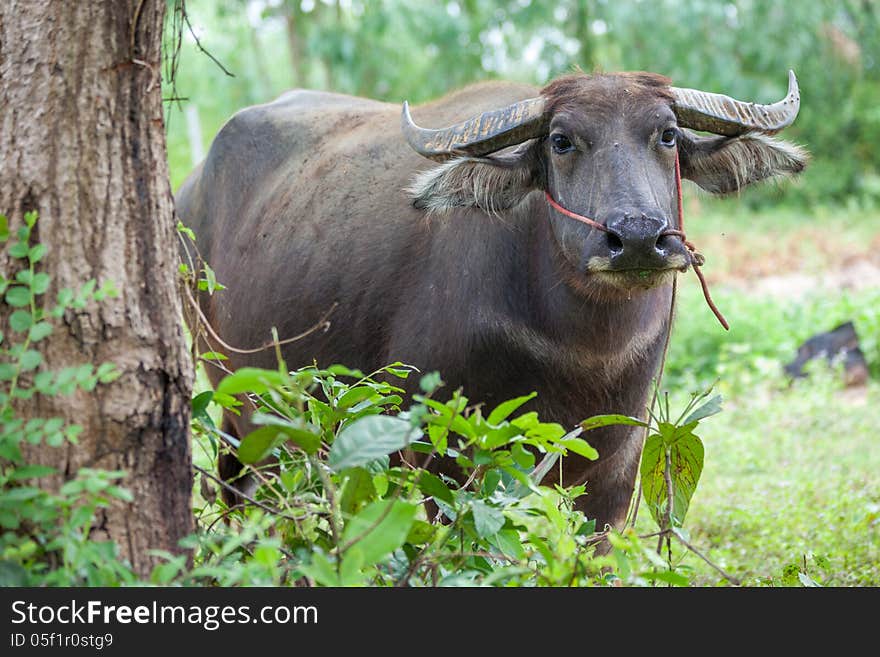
[543,149,729,331]
[668,149,729,330]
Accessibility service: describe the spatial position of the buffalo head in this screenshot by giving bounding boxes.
[402,71,807,296]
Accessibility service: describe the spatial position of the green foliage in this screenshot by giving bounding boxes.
[183,356,701,587]
[665,282,880,393]
[0,213,130,585]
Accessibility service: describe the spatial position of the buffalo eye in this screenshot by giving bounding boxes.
[550,133,574,154]
[660,128,677,147]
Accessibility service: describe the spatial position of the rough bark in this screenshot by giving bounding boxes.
[0,1,193,576]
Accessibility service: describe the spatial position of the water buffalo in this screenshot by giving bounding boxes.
[176,70,806,533]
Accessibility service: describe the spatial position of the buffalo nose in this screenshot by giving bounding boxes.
[605,212,680,270]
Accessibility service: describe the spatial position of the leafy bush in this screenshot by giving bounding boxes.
[183,349,726,587]
[0,212,129,586]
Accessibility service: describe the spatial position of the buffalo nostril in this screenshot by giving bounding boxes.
[606,231,624,254]
[655,233,674,253]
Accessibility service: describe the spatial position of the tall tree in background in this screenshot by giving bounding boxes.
[0,1,193,576]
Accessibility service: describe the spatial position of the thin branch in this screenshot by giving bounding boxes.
[193,463,306,524]
[183,283,335,354]
[671,530,741,586]
[182,8,235,77]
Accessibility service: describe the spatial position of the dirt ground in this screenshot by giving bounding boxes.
[697,226,880,298]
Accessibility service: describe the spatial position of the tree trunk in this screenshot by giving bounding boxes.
[284,2,306,87]
[0,0,193,577]
[574,0,596,72]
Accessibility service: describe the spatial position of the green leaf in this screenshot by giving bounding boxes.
[481,468,501,496]
[199,263,222,294]
[5,285,30,307]
[215,367,287,396]
[199,351,228,361]
[191,390,214,425]
[418,371,443,393]
[325,364,365,378]
[341,499,417,568]
[65,424,83,443]
[581,414,649,431]
[74,279,96,306]
[339,467,376,516]
[106,485,134,502]
[487,392,537,425]
[405,519,436,545]
[43,417,64,433]
[471,500,505,539]
[250,413,321,454]
[9,241,29,259]
[0,560,28,587]
[491,529,527,560]
[642,570,690,586]
[28,244,47,263]
[577,518,597,536]
[511,442,535,469]
[56,288,73,306]
[8,310,30,333]
[30,272,50,295]
[211,392,242,410]
[683,394,723,425]
[19,350,42,371]
[557,437,599,460]
[1,487,42,502]
[27,321,52,342]
[298,551,340,586]
[328,415,416,472]
[479,423,523,450]
[640,431,704,528]
[9,465,56,480]
[0,363,15,381]
[421,398,475,439]
[237,426,286,464]
[46,431,64,447]
[338,549,365,586]
[427,422,448,456]
[95,362,119,383]
[0,214,8,242]
[384,365,413,379]
[176,221,196,241]
[336,386,375,410]
[416,470,454,505]
[23,211,38,228]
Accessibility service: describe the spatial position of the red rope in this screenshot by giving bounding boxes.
[544,150,729,330]
[544,192,608,233]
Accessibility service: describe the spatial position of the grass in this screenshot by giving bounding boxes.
[684,375,880,586]
[642,210,880,585]
[638,368,880,587]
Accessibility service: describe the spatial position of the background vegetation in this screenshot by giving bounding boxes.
[165,0,880,209]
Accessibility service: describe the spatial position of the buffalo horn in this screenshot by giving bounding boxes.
[671,70,800,136]
[401,96,547,161]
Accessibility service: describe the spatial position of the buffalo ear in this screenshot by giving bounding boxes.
[406,141,544,215]
[678,130,809,194]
